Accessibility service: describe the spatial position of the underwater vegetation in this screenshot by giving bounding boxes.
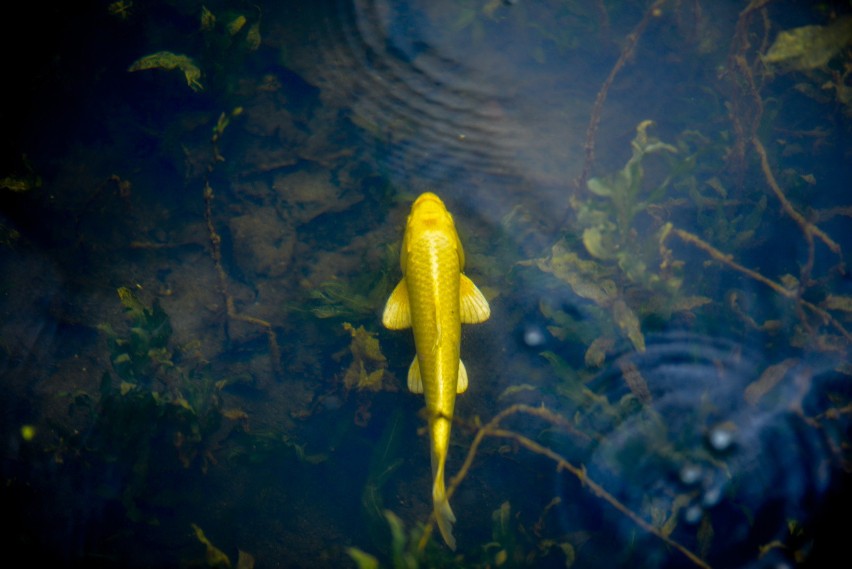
[89,288,232,510]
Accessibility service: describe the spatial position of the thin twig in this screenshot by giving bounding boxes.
[724,0,774,177]
[574,0,668,196]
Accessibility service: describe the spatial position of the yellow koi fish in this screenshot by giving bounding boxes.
[382,192,490,550]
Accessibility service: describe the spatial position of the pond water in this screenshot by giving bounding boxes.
[1,1,850,568]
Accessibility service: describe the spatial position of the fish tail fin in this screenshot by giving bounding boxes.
[432,462,457,550]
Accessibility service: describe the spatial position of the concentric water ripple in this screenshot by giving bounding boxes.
[276,0,596,211]
[552,332,849,568]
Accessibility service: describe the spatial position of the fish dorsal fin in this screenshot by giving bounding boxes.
[457,359,468,393]
[382,279,411,329]
[407,356,423,393]
[459,274,491,324]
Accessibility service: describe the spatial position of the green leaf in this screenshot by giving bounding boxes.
[347,548,380,569]
[128,51,204,91]
[531,241,615,305]
[191,523,232,569]
[586,176,613,197]
[582,227,614,260]
[762,16,852,72]
[823,294,852,312]
[611,299,645,352]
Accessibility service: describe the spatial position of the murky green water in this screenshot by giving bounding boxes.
[1,1,850,568]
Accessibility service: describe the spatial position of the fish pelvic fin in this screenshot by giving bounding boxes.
[433,461,457,550]
[407,356,423,393]
[457,359,468,393]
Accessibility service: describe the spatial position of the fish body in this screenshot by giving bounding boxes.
[382,192,490,550]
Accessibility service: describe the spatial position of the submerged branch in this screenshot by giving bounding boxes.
[751,136,844,270]
[488,427,712,569]
[671,228,851,343]
[204,182,282,379]
[418,404,711,568]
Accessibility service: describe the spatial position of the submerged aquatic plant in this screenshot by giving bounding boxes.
[304,247,398,321]
[79,288,243,522]
[347,509,454,569]
[128,51,204,92]
[308,279,381,319]
[99,287,174,384]
[126,5,263,94]
[191,523,255,569]
[521,121,711,360]
[339,322,394,392]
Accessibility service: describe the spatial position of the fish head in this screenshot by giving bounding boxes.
[409,192,453,227]
[401,192,465,270]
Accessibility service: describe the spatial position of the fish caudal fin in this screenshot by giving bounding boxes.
[433,461,457,550]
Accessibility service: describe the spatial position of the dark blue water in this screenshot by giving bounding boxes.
[2,1,850,567]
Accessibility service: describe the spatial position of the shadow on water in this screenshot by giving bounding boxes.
[1,0,851,568]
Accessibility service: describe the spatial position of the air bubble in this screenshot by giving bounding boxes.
[523,326,546,347]
[702,484,724,507]
[683,504,704,524]
[679,463,703,485]
[708,425,735,452]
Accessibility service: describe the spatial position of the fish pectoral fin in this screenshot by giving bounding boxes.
[382,279,411,329]
[457,359,469,393]
[459,274,491,324]
[407,356,424,393]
